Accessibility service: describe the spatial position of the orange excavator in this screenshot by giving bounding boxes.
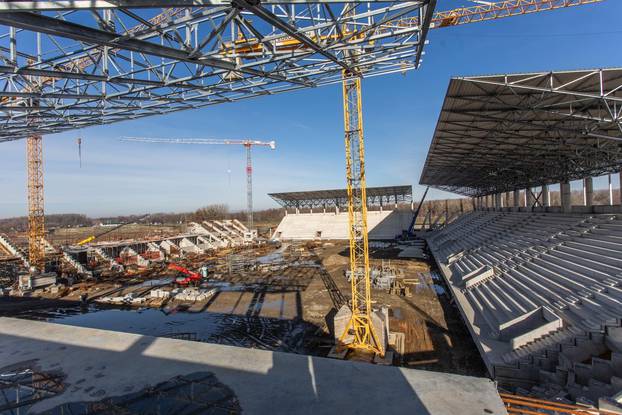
[168,263,202,286]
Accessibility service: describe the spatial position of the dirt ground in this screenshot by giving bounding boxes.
[309,241,487,377]
[2,239,486,377]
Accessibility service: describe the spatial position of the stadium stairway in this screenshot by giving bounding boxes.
[425,211,622,410]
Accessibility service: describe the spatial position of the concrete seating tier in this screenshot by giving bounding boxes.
[426,211,622,409]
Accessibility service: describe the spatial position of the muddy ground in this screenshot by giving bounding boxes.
[1,241,486,377]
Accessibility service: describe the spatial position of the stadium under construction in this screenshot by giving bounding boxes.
[0,1,620,414]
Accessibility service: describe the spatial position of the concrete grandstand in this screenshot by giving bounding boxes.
[420,68,622,412]
[269,186,414,240]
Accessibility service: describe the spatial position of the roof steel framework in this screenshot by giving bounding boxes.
[0,0,433,141]
[269,185,412,208]
[419,68,622,197]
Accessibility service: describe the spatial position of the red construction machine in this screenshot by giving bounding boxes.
[168,263,202,286]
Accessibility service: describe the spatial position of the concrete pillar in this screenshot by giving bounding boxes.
[494,193,502,210]
[561,181,572,213]
[584,177,594,207]
[609,174,613,205]
[513,189,520,212]
[526,188,535,209]
[542,185,550,207]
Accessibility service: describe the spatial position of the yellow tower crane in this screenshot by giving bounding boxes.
[336,0,604,356]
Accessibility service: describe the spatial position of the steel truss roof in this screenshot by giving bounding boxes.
[0,0,434,141]
[269,185,412,208]
[419,68,622,197]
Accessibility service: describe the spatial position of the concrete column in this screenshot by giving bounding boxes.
[542,185,550,207]
[513,189,520,212]
[561,181,572,213]
[494,193,502,210]
[609,174,613,205]
[526,188,535,209]
[505,192,510,209]
[584,177,594,207]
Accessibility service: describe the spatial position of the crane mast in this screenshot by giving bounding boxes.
[27,134,45,271]
[339,73,382,355]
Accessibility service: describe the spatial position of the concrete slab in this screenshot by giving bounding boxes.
[0,317,506,415]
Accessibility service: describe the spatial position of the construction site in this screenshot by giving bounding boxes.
[0,0,619,414]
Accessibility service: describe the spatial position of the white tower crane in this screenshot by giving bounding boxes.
[121,137,276,230]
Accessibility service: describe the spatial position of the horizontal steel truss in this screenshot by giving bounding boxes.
[270,193,412,209]
[420,68,622,197]
[0,1,431,141]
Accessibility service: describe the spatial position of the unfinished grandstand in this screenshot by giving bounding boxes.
[270,186,415,240]
[420,68,622,412]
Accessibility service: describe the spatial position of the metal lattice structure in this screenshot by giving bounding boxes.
[27,134,45,271]
[339,73,381,354]
[269,185,412,209]
[0,1,433,142]
[420,68,622,197]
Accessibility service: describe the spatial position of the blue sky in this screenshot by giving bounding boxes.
[1,1,621,218]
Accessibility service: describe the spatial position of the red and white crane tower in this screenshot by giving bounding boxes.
[121,137,276,230]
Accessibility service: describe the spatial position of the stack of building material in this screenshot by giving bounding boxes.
[173,288,218,302]
[18,273,56,290]
[150,288,172,299]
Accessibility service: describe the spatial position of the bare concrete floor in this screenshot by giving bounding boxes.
[0,317,506,415]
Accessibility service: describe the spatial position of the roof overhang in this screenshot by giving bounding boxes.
[269,185,412,208]
[419,68,622,197]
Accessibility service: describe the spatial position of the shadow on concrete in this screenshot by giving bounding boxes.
[0,319,466,415]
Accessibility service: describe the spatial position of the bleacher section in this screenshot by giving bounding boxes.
[426,211,622,408]
[272,210,413,241]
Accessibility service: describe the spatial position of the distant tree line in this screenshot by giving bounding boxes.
[0,205,286,233]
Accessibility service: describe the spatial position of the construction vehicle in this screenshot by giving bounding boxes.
[168,263,202,286]
[76,214,150,246]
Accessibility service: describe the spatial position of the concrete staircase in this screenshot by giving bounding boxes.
[93,247,122,271]
[0,234,29,268]
[61,250,92,276]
